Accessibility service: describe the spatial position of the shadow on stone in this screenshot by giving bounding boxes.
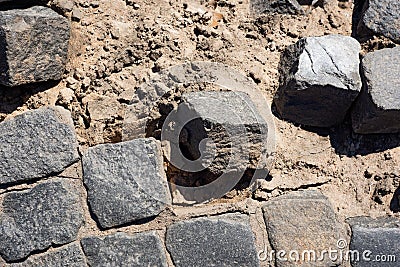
[0,80,60,119]
[0,1,47,11]
[390,187,400,213]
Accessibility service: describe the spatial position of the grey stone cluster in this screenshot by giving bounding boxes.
[274,34,400,134]
[0,6,70,87]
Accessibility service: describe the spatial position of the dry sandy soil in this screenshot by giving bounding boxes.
[0,0,399,256]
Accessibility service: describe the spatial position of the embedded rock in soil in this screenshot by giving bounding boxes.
[352,46,400,134]
[263,190,342,267]
[348,216,400,267]
[0,106,79,185]
[9,243,87,267]
[171,91,268,179]
[0,179,84,262]
[82,138,171,229]
[0,6,70,86]
[274,34,362,127]
[250,0,304,15]
[81,232,168,267]
[355,0,400,43]
[166,214,259,267]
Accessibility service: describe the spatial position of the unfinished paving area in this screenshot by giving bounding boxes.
[0,0,399,266]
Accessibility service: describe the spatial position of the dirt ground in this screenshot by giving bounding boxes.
[0,0,399,234]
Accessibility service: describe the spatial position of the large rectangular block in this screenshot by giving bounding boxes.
[82,138,171,229]
[274,35,362,127]
[0,106,79,185]
[348,216,400,267]
[352,46,400,133]
[0,6,70,86]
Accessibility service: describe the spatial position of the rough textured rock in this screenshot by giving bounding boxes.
[274,34,362,127]
[0,106,79,185]
[355,0,400,43]
[174,91,268,178]
[0,179,84,262]
[0,6,70,86]
[166,214,259,267]
[348,216,400,267]
[250,0,304,15]
[9,243,87,267]
[263,190,342,267]
[82,138,171,229]
[81,232,168,267]
[352,46,400,134]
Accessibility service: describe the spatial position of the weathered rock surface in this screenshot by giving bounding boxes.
[82,138,171,229]
[263,190,342,266]
[166,214,259,267]
[355,0,400,43]
[274,34,362,127]
[250,0,304,15]
[348,216,400,267]
[81,232,168,267]
[0,6,70,86]
[9,243,86,267]
[0,179,84,262]
[352,46,400,134]
[0,106,79,185]
[173,91,268,177]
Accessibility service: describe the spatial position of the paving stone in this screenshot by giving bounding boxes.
[9,243,86,267]
[0,6,70,86]
[166,214,259,267]
[263,190,342,266]
[0,179,84,262]
[351,46,400,134]
[82,138,171,229]
[348,216,400,267]
[175,91,268,177]
[274,35,362,127]
[0,106,79,185]
[250,0,304,15]
[355,0,400,43]
[81,231,167,267]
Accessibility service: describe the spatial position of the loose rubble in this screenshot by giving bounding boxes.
[0,6,70,86]
[274,34,362,127]
[0,106,79,185]
[352,46,400,134]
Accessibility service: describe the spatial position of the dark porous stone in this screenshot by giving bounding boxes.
[274,34,362,127]
[0,6,70,86]
[263,190,342,267]
[9,243,87,267]
[348,216,400,267]
[81,232,167,267]
[355,0,400,43]
[0,179,84,262]
[166,214,259,267]
[352,46,400,134]
[0,106,79,185]
[82,138,171,229]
